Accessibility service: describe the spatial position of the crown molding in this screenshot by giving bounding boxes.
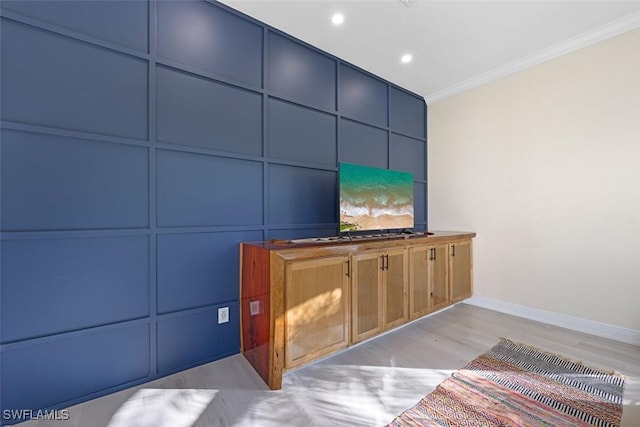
[426,11,640,104]
[465,296,640,346]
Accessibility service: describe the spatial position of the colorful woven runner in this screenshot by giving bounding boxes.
[388,338,625,426]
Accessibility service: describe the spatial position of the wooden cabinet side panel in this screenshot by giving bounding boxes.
[270,252,286,389]
[240,244,272,387]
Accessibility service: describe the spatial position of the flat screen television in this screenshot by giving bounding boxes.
[339,162,414,233]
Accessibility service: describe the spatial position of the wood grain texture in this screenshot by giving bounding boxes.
[352,252,383,343]
[285,256,349,368]
[431,244,450,311]
[409,246,430,319]
[240,243,271,386]
[450,240,472,303]
[247,231,477,257]
[269,252,285,390]
[383,248,408,330]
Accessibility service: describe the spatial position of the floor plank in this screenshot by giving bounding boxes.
[14,303,640,426]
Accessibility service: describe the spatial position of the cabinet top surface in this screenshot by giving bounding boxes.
[242,231,475,259]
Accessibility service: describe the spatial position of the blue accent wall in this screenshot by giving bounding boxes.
[0,0,427,419]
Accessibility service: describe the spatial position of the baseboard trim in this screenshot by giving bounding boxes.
[465,296,640,346]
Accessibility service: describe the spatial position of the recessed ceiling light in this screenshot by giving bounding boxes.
[401,54,413,64]
[331,13,344,26]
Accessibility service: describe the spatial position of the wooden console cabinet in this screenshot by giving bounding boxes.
[240,231,475,389]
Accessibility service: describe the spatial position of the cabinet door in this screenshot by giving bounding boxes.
[351,252,383,343]
[449,240,472,303]
[384,248,408,330]
[409,246,429,320]
[430,244,450,311]
[285,256,350,369]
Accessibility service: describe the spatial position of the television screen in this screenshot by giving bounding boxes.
[339,162,414,233]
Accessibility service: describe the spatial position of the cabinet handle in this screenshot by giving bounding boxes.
[451,245,456,257]
[433,248,437,261]
[428,248,435,261]
[345,260,350,278]
[380,255,385,271]
[385,254,389,270]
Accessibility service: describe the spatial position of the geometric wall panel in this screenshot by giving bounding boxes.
[0,0,149,52]
[0,130,149,231]
[156,304,239,372]
[1,324,150,411]
[157,230,262,314]
[390,86,426,139]
[156,66,263,156]
[339,118,388,168]
[156,150,263,227]
[157,1,262,87]
[268,98,336,167]
[414,182,426,228]
[268,32,336,110]
[0,19,148,139]
[390,133,426,181]
[0,0,426,416]
[1,235,149,343]
[339,63,388,127]
[268,165,337,226]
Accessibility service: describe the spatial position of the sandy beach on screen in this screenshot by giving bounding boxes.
[343,214,413,231]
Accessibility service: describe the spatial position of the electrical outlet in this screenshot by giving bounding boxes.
[249,300,261,316]
[218,306,229,324]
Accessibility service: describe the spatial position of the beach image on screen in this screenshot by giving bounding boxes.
[340,163,414,232]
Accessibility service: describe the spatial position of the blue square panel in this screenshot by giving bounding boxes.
[268,32,336,110]
[157,230,262,314]
[339,119,388,168]
[1,325,149,413]
[268,165,336,226]
[156,150,263,227]
[1,0,148,52]
[157,1,262,87]
[156,66,262,156]
[390,133,425,181]
[268,99,336,167]
[156,304,239,373]
[1,235,149,343]
[414,182,426,225]
[1,130,148,231]
[390,87,425,139]
[1,20,148,139]
[339,64,388,127]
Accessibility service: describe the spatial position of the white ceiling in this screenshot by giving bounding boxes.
[219,0,640,102]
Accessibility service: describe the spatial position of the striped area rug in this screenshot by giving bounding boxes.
[388,338,625,427]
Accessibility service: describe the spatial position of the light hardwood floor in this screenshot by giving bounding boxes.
[15,304,640,426]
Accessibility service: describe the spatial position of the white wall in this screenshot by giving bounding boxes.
[428,29,640,330]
